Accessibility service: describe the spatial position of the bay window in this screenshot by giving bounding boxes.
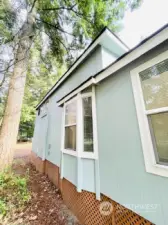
[62,87,96,157]
[131,50,168,177]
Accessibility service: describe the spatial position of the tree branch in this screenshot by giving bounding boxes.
[36,18,76,37]
[39,4,92,25]
[40,4,77,11]
[29,0,37,13]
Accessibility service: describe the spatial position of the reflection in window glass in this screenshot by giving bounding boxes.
[83,97,94,152]
[139,59,168,110]
[64,100,77,150]
[65,101,77,125]
[65,126,76,150]
[149,112,168,164]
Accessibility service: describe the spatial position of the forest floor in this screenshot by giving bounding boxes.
[0,144,80,225]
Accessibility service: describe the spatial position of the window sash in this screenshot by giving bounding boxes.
[64,98,77,151]
[64,125,76,151]
[65,100,77,126]
[148,112,168,165]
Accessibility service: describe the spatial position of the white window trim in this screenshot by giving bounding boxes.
[130,50,168,177]
[61,86,98,159]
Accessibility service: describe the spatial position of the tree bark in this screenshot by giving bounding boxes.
[0,13,35,170]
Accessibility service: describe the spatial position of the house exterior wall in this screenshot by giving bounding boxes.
[63,154,77,186]
[96,40,168,225]
[32,46,103,162]
[32,35,168,225]
[32,45,111,192]
[101,47,117,68]
[82,159,95,192]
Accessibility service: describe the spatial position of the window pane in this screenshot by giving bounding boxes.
[139,58,168,110]
[65,126,76,150]
[149,112,168,164]
[83,97,94,152]
[65,101,77,125]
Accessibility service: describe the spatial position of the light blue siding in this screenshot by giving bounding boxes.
[82,159,95,192]
[101,47,117,67]
[54,46,103,101]
[33,46,104,166]
[63,154,77,186]
[96,41,168,225]
[45,95,63,165]
[32,113,48,159]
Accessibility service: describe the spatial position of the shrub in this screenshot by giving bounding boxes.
[0,168,31,217]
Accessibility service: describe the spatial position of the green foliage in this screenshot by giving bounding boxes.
[0,169,30,216]
[1,0,143,139]
[0,199,8,216]
[19,38,66,139]
[35,0,142,65]
[0,1,16,44]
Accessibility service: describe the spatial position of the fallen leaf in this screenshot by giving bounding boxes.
[29,215,37,221]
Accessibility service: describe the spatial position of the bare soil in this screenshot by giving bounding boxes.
[9,158,81,225]
[14,142,32,158]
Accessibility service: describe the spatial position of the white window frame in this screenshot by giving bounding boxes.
[61,86,98,159]
[130,50,168,177]
[63,96,78,156]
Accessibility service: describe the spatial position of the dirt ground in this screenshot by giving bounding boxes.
[14,142,32,158]
[11,143,81,225]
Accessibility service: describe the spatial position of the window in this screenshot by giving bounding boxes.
[139,59,168,164]
[131,50,168,177]
[64,100,77,151]
[82,96,94,152]
[62,87,97,158]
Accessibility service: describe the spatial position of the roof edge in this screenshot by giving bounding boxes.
[36,23,168,109]
[35,27,128,109]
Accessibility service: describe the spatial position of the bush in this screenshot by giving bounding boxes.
[0,168,31,216]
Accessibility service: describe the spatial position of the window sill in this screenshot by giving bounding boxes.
[62,149,97,159]
[80,152,98,159]
[62,149,77,157]
[147,162,168,178]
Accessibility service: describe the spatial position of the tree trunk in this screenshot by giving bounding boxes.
[0,13,35,170]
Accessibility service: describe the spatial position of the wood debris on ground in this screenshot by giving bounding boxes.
[1,158,81,225]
